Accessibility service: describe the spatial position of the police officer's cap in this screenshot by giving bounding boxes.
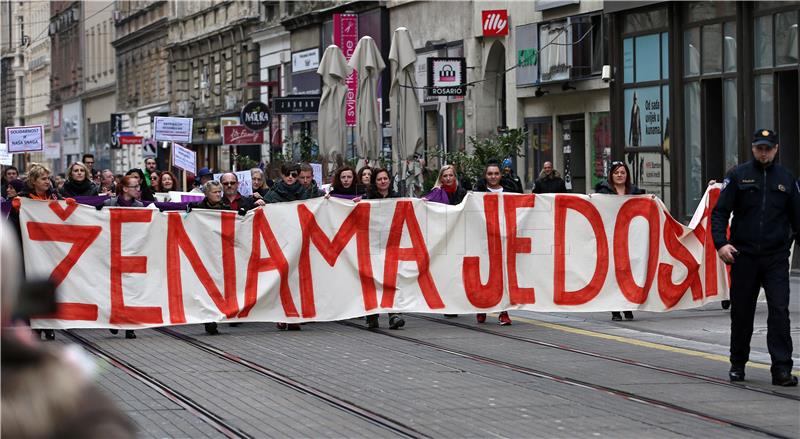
[752,129,778,148]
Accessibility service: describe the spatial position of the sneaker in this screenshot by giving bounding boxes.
[772,370,798,387]
[125,330,136,339]
[366,314,379,329]
[287,324,301,331]
[476,313,486,323]
[205,322,219,335]
[623,311,634,320]
[611,312,622,321]
[498,312,512,326]
[389,315,405,330]
[276,322,288,331]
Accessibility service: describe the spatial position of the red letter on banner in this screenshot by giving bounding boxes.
[691,187,726,298]
[298,203,376,318]
[241,210,296,318]
[462,194,504,308]
[383,201,445,309]
[110,209,162,324]
[658,215,703,308]
[26,222,102,321]
[504,194,536,305]
[165,212,240,323]
[554,196,608,305]
[613,198,660,304]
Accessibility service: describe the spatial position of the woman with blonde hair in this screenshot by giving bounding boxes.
[424,164,468,205]
[59,162,98,197]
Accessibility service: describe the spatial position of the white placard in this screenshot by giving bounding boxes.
[154,117,193,143]
[292,48,320,73]
[213,171,253,196]
[171,142,196,174]
[0,143,12,165]
[5,125,44,153]
[311,163,323,187]
[44,142,61,159]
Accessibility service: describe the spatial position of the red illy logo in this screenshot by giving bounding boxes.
[482,10,509,37]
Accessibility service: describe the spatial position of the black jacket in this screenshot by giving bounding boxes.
[475,177,524,194]
[263,181,316,203]
[533,174,568,194]
[446,186,468,205]
[188,198,232,211]
[711,159,800,255]
[594,180,645,195]
[59,180,99,197]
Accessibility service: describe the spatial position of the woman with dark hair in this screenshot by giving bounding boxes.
[362,168,405,329]
[594,160,644,321]
[159,170,179,192]
[149,171,161,192]
[357,166,373,195]
[4,179,24,200]
[59,162,99,197]
[125,168,155,202]
[474,163,514,326]
[328,166,360,199]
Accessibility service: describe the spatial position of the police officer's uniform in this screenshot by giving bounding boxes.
[711,129,800,386]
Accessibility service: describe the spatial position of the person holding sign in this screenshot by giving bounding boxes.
[220,173,265,212]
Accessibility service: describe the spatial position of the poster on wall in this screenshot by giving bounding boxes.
[623,86,662,148]
[589,113,611,189]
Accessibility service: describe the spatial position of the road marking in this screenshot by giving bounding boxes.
[503,314,800,376]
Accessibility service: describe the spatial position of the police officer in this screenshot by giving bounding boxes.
[711,129,800,386]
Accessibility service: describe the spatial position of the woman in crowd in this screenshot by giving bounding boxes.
[149,171,161,192]
[101,175,145,339]
[474,163,514,326]
[251,168,269,199]
[328,166,360,200]
[594,160,644,321]
[59,162,98,197]
[125,168,155,202]
[357,166,372,195]
[4,179,24,201]
[362,168,405,330]
[263,163,315,330]
[159,170,178,193]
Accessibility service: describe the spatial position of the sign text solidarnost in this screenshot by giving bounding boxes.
[20,189,730,329]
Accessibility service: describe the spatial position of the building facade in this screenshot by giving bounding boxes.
[82,1,116,173]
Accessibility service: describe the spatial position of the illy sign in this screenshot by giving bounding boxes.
[240,101,269,131]
[482,10,509,37]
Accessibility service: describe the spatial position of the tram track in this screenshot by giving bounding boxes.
[411,314,800,402]
[337,320,795,439]
[61,329,254,439]
[154,327,430,439]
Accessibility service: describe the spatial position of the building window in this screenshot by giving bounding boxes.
[570,14,603,78]
[524,119,553,189]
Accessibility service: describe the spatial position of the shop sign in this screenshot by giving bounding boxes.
[118,136,144,145]
[240,101,270,131]
[5,125,44,152]
[222,125,265,145]
[482,10,509,37]
[334,13,359,126]
[172,143,196,174]
[154,116,193,143]
[274,95,321,114]
[292,48,320,73]
[427,57,467,96]
[516,23,539,87]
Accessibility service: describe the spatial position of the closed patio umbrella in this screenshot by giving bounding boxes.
[317,44,353,159]
[388,27,423,185]
[348,36,385,162]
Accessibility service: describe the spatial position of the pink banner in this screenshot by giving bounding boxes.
[334,13,358,126]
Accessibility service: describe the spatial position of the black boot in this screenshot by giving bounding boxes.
[623,311,634,320]
[729,366,745,382]
[204,322,219,335]
[611,312,622,321]
[366,314,379,329]
[125,330,136,339]
[389,314,405,330]
[772,370,798,386]
[109,329,119,335]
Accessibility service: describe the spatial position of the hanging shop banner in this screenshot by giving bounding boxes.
[428,57,467,96]
[334,13,358,126]
[20,188,731,329]
[154,116,193,143]
[273,95,321,115]
[222,125,265,145]
[5,125,44,153]
[171,143,196,174]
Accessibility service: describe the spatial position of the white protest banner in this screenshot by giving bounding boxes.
[154,116,193,143]
[0,143,12,165]
[5,125,44,152]
[20,188,731,330]
[213,171,253,196]
[171,142,196,174]
[311,163,323,187]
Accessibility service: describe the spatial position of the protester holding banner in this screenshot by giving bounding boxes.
[298,163,320,195]
[357,166,373,194]
[263,163,316,204]
[363,168,406,330]
[159,171,178,192]
[711,129,800,387]
[424,164,468,205]
[59,162,99,198]
[98,169,116,196]
[595,160,645,322]
[533,161,568,194]
[475,163,513,326]
[328,166,362,199]
[250,168,269,200]
[220,172,265,212]
[4,179,24,201]
[125,169,155,202]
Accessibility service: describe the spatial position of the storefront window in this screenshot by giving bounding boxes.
[589,112,611,189]
[446,102,465,154]
[623,38,634,83]
[524,119,552,188]
[684,28,700,76]
[635,34,661,82]
[684,82,702,213]
[702,24,722,74]
[755,15,773,68]
[723,79,738,172]
[755,74,774,129]
[723,22,737,72]
[775,11,798,66]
